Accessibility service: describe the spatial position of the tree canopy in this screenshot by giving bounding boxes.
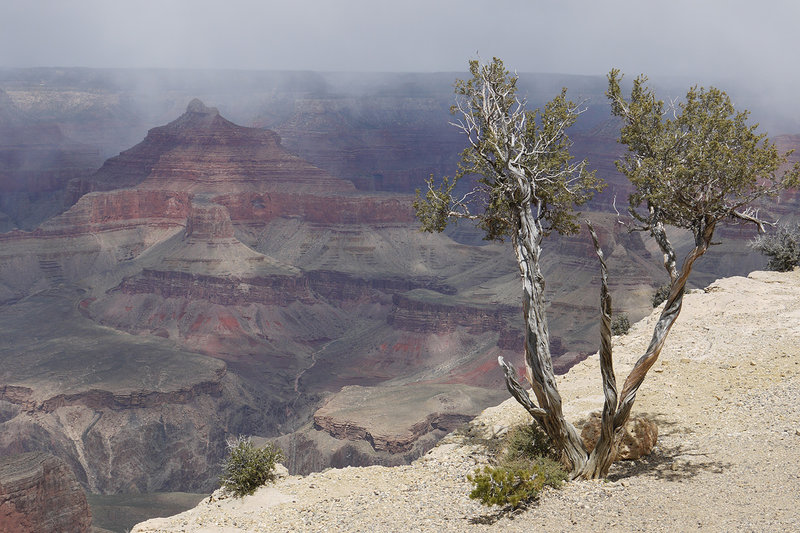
[414,58,602,241]
[607,69,799,247]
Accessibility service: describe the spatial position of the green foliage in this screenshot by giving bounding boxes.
[652,283,671,308]
[220,436,284,498]
[414,58,602,242]
[412,175,456,234]
[611,314,631,336]
[751,222,800,271]
[607,69,799,238]
[504,423,560,463]
[468,458,567,508]
[467,424,567,508]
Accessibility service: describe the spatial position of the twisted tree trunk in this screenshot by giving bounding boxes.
[501,218,716,479]
[581,221,715,478]
[503,201,586,475]
[581,224,618,478]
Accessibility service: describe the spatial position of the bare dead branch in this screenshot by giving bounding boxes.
[731,208,775,233]
[498,356,548,420]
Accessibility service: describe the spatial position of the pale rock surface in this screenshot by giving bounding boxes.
[133,269,800,532]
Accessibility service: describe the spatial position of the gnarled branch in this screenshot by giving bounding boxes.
[582,222,620,478]
[498,356,548,421]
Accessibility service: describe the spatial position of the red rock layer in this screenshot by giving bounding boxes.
[72,99,356,198]
[186,202,235,239]
[39,189,191,234]
[0,452,92,533]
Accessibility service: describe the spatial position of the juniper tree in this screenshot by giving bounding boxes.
[598,70,800,476]
[414,58,602,476]
[415,58,798,479]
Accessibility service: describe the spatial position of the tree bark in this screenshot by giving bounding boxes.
[501,217,715,479]
[508,202,587,475]
[581,223,619,479]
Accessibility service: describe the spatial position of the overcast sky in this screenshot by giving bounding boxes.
[1,0,797,86]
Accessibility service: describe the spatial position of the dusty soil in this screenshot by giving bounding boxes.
[133,269,800,532]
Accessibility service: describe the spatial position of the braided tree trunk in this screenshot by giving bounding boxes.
[501,214,715,479]
[504,203,587,475]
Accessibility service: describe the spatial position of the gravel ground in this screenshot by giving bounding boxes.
[133,270,800,533]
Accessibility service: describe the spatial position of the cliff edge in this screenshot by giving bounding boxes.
[133,269,800,532]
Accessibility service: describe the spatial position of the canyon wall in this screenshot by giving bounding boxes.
[0,452,92,533]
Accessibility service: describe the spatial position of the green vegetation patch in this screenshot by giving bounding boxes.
[611,314,631,336]
[752,222,800,272]
[220,436,285,498]
[467,424,567,508]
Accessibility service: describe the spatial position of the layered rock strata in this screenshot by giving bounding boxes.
[0,100,524,493]
[0,452,92,533]
[0,290,261,493]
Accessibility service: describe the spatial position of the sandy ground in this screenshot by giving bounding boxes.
[133,269,800,532]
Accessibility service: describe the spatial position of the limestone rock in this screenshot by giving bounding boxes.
[580,412,658,460]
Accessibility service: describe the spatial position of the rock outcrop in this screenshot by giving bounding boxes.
[580,412,659,460]
[311,384,501,454]
[275,383,507,474]
[0,289,263,494]
[0,452,92,533]
[70,98,355,199]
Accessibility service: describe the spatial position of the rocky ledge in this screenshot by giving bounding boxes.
[311,384,501,454]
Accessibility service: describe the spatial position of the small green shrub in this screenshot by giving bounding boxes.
[468,458,567,508]
[652,283,671,307]
[751,223,800,272]
[504,423,559,463]
[220,436,284,497]
[468,424,567,508]
[611,314,631,336]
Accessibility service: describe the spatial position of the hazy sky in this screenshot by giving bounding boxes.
[1,0,797,85]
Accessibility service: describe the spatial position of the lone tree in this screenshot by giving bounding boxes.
[415,58,798,479]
